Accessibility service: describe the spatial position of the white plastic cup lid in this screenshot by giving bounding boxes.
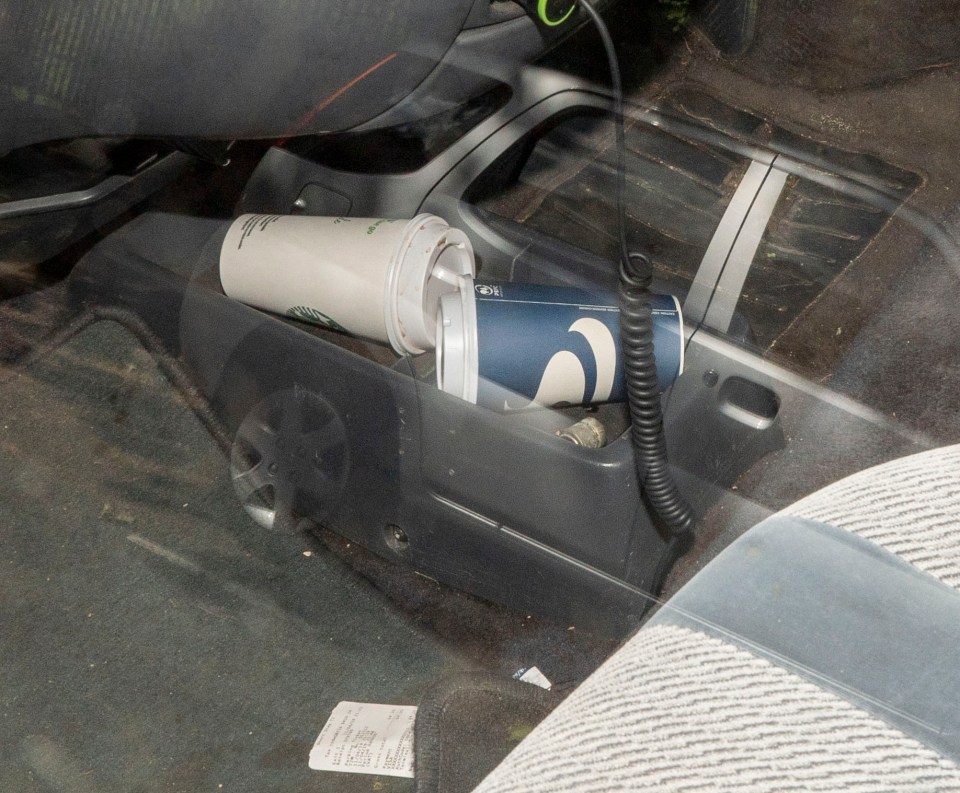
[387,214,474,356]
[436,282,478,403]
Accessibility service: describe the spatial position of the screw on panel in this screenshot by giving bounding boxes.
[385,524,410,553]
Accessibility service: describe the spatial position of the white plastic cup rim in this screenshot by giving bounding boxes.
[385,214,474,356]
[436,282,479,403]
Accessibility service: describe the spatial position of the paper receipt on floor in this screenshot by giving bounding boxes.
[309,701,417,778]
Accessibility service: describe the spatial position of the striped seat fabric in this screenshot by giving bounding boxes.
[473,445,960,793]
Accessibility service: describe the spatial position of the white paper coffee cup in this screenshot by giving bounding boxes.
[219,213,475,355]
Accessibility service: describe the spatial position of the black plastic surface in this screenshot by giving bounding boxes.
[0,149,190,279]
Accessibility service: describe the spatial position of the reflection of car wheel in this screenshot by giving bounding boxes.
[229,387,348,532]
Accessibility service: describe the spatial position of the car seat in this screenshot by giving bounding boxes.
[0,0,568,152]
[474,444,960,790]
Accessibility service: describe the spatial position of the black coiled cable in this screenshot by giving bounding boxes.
[579,0,696,551]
[619,253,695,539]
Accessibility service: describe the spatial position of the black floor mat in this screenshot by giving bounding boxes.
[477,84,921,358]
[0,320,481,793]
[715,0,960,91]
[643,38,960,592]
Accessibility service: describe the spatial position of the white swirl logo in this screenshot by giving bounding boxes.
[530,318,617,406]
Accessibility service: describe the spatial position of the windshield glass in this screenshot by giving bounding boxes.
[2,1,958,790]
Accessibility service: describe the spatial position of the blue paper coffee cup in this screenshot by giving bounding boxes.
[436,280,683,409]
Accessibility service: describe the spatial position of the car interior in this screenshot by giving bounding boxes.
[2,0,960,791]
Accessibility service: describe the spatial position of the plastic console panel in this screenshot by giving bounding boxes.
[69,68,944,638]
[238,65,938,534]
[70,211,666,638]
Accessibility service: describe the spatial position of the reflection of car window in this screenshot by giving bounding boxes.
[2,1,959,790]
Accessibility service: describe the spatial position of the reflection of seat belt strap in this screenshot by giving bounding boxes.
[704,159,788,333]
[683,157,788,333]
